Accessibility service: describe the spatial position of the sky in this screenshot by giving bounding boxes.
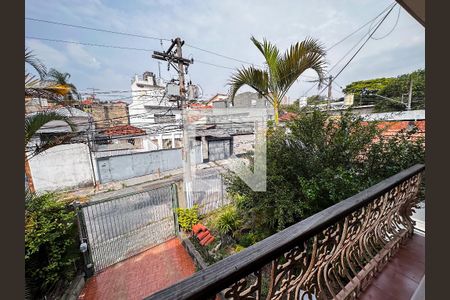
[25,0,425,103]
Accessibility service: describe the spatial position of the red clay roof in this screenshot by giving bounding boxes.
[82,98,94,105]
[101,125,146,137]
[279,112,298,122]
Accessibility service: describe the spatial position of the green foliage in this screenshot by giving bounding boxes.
[228,36,327,124]
[343,69,425,112]
[306,95,327,105]
[234,244,245,252]
[226,110,425,241]
[176,205,199,231]
[281,102,300,114]
[25,192,80,298]
[343,77,395,95]
[237,232,258,247]
[214,205,241,237]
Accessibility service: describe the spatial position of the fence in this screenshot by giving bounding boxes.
[189,170,231,215]
[75,184,178,273]
[96,148,183,183]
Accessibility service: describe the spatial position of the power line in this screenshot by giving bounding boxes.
[185,43,257,66]
[371,5,401,40]
[25,17,171,42]
[25,36,239,71]
[25,36,157,52]
[317,3,398,96]
[26,17,260,67]
[326,2,396,51]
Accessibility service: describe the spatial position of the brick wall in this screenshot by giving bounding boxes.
[89,103,129,129]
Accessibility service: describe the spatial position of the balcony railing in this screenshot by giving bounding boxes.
[145,164,425,300]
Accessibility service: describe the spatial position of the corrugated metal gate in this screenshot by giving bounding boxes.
[190,170,230,215]
[74,184,178,273]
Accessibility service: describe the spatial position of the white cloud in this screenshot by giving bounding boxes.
[66,43,101,69]
[25,39,68,69]
[25,0,424,99]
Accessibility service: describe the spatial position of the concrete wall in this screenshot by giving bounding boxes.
[96,148,184,183]
[29,143,94,192]
[233,134,255,155]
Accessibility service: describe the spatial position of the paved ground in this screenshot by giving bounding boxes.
[359,234,425,300]
[78,238,196,300]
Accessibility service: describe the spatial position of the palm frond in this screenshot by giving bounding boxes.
[250,36,281,81]
[276,37,327,100]
[25,112,76,146]
[25,48,47,79]
[46,69,71,85]
[228,66,270,102]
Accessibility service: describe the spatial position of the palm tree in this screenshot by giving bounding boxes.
[229,36,327,125]
[24,49,75,192]
[46,68,80,103]
[25,49,72,101]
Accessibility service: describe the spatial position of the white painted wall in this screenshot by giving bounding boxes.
[29,143,94,192]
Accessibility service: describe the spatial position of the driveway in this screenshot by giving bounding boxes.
[79,238,196,300]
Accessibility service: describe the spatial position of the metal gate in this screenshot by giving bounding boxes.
[189,170,230,215]
[74,184,178,273]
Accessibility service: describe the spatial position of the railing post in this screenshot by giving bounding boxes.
[72,201,94,278]
[172,184,180,235]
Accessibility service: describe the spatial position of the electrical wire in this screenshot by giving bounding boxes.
[25,17,171,41]
[326,2,396,51]
[371,6,401,40]
[25,36,240,71]
[25,17,260,66]
[316,3,398,96]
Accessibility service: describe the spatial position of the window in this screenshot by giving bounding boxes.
[154,113,176,123]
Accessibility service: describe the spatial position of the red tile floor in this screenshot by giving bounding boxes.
[359,233,425,300]
[78,237,196,300]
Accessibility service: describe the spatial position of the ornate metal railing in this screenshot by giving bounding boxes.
[145,164,425,300]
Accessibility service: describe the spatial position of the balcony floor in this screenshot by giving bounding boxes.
[359,233,425,300]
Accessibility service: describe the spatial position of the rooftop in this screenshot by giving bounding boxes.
[100,125,146,137]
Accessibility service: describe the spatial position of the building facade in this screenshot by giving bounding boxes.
[129,71,183,150]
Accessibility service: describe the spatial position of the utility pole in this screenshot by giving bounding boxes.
[152,37,194,207]
[152,37,193,108]
[86,87,99,102]
[157,61,162,79]
[327,75,333,110]
[407,76,413,110]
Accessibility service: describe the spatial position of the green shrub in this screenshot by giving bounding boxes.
[234,244,245,252]
[176,205,199,231]
[237,232,257,247]
[214,205,241,237]
[25,192,80,298]
[226,110,425,242]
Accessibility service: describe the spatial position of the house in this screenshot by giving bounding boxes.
[205,93,228,107]
[94,125,148,151]
[26,106,93,153]
[129,71,183,150]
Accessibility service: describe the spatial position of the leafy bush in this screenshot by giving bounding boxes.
[237,232,257,247]
[226,110,425,241]
[25,192,80,298]
[176,205,199,231]
[214,205,241,237]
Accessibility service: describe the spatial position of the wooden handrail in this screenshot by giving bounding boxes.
[145,164,425,300]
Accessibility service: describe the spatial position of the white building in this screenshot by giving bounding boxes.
[129,71,183,149]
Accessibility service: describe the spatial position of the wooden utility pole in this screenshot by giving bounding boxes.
[407,76,413,110]
[152,37,193,108]
[327,75,333,110]
[152,37,194,206]
[175,38,186,103]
